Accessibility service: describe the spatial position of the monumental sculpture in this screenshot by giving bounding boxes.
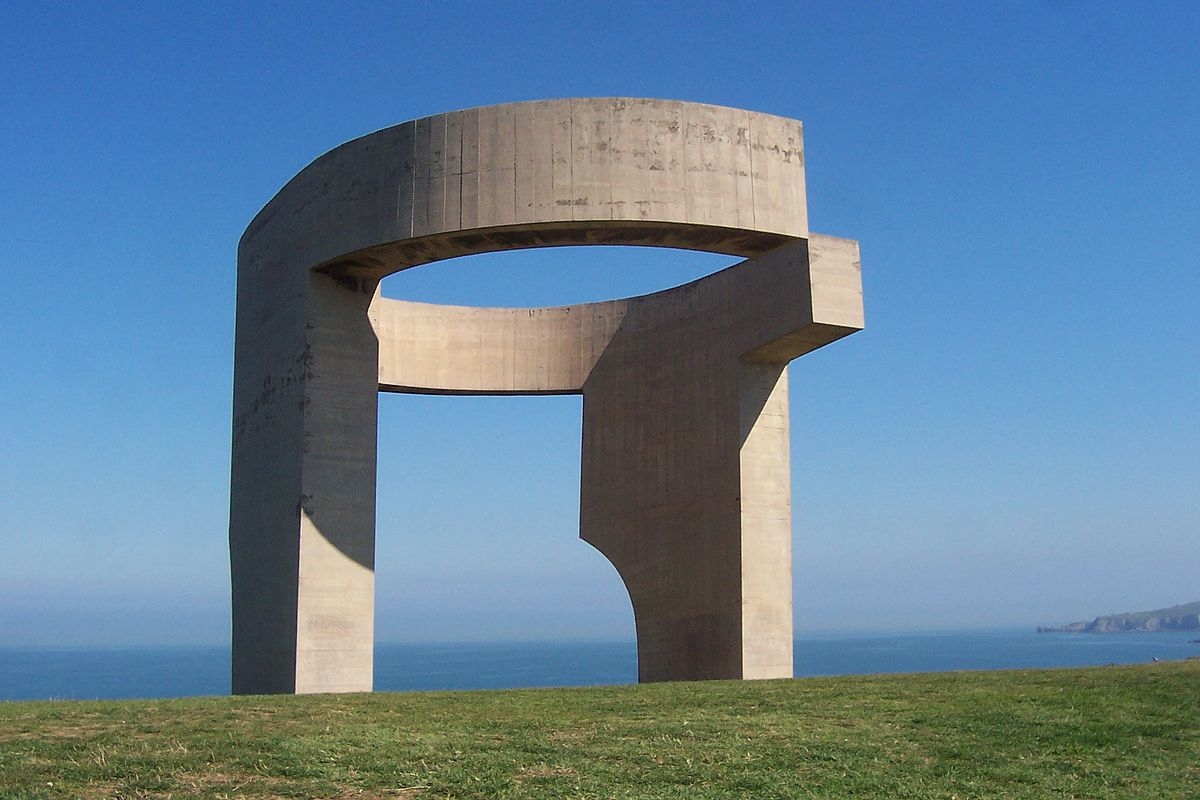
[230,98,863,694]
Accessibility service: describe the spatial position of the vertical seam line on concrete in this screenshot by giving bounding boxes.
[640,101,649,222]
[686,101,696,225]
[606,99,614,221]
[442,112,450,233]
[456,111,464,229]
[746,115,757,231]
[404,122,416,237]
[512,104,518,222]
[568,100,575,221]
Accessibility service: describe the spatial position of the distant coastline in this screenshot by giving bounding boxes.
[1038,601,1200,633]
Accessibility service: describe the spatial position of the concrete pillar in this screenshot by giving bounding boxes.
[230,272,379,694]
[737,362,794,679]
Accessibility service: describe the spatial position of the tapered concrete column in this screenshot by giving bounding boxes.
[231,98,862,693]
[578,237,861,682]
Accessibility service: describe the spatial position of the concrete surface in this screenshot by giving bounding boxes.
[231,98,862,694]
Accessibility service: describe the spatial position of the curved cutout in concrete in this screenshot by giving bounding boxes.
[230,98,863,694]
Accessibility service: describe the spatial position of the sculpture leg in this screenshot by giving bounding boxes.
[230,273,379,694]
[581,356,794,682]
[737,362,794,679]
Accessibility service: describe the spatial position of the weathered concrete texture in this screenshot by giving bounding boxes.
[231,98,862,694]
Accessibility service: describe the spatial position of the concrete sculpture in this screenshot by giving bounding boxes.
[230,98,863,694]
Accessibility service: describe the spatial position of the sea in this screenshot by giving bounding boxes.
[2,630,1197,702]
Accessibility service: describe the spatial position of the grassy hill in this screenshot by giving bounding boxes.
[2,661,1197,799]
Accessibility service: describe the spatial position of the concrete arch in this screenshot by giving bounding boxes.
[230,98,863,694]
[239,97,808,281]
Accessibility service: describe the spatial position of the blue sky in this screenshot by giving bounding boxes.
[1,2,1196,646]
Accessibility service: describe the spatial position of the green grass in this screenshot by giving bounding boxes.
[2,661,1197,799]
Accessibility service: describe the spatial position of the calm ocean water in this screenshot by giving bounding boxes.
[2,630,1197,702]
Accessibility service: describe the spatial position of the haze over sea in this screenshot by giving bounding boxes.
[3,630,1196,702]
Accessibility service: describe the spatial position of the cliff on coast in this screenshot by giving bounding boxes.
[1038,601,1200,633]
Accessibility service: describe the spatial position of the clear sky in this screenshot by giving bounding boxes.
[1,2,1196,647]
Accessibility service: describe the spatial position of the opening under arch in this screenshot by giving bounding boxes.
[373,392,637,690]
